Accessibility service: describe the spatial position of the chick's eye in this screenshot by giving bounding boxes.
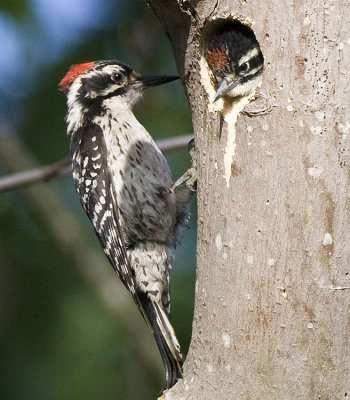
[111,72,123,82]
[238,62,250,75]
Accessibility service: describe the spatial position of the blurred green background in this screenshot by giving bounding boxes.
[0,1,196,399]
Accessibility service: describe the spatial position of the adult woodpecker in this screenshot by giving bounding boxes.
[59,60,195,389]
[204,20,264,101]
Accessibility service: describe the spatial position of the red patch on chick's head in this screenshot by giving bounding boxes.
[205,47,229,72]
[59,62,96,93]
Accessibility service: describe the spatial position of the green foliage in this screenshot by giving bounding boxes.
[0,0,28,18]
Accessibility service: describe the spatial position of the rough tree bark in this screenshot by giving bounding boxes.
[148,1,350,399]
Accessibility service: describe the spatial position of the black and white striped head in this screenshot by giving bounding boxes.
[204,21,264,101]
[59,60,178,134]
[59,60,178,108]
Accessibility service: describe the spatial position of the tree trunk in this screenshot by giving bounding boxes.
[148,1,350,398]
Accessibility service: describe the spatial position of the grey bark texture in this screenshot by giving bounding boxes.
[148,1,350,399]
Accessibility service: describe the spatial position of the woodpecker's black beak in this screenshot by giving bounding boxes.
[213,77,240,102]
[132,74,179,89]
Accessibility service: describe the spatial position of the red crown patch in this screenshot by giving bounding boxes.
[59,62,96,93]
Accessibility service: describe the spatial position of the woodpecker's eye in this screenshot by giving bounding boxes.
[238,62,250,75]
[111,72,123,82]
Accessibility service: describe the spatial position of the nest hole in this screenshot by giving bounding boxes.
[201,18,264,101]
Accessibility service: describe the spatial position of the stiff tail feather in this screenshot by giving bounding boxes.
[139,292,183,389]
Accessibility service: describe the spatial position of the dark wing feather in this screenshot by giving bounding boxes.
[70,123,137,296]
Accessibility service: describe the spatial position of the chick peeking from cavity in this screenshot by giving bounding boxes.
[204,20,264,102]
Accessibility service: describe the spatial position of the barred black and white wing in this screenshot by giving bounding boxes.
[70,122,183,388]
[70,123,137,296]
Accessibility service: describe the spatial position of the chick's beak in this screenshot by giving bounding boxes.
[130,72,179,89]
[213,76,240,102]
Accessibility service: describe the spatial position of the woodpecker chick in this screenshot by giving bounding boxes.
[204,21,264,101]
[59,60,195,389]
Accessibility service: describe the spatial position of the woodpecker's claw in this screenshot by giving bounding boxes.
[172,168,197,193]
[171,138,197,193]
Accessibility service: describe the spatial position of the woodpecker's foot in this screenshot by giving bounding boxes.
[171,138,197,193]
[172,167,197,193]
